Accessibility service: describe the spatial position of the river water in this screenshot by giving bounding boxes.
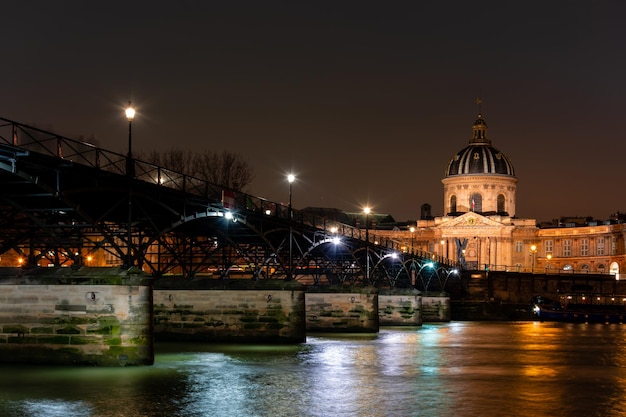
[2,321,626,417]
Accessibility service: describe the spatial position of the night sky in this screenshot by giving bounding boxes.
[2,1,625,223]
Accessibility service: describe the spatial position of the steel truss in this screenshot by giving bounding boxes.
[0,117,459,288]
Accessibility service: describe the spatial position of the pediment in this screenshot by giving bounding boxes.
[439,213,506,228]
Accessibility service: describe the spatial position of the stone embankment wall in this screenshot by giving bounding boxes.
[450,271,626,320]
[0,267,153,366]
[305,286,379,332]
[153,279,306,343]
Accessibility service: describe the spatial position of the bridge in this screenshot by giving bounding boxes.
[0,117,458,291]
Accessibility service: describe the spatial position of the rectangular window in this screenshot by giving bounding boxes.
[544,240,553,255]
[563,240,571,257]
[597,237,605,255]
[612,236,617,255]
[515,241,523,253]
[581,238,589,256]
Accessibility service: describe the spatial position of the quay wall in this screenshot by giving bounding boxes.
[305,286,379,333]
[0,267,153,366]
[153,279,306,343]
[450,271,626,320]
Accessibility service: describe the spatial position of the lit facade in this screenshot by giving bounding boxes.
[377,113,626,276]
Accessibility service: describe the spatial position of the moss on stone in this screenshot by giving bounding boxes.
[57,326,81,335]
[70,336,100,345]
[31,327,54,334]
[3,325,28,334]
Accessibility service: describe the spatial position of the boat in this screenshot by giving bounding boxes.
[531,293,626,323]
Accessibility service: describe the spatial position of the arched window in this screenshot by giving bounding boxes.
[497,194,505,213]
[450,195,457,214]
[470,193,482,212]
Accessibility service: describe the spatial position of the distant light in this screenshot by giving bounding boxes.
[332,237,341,245]
[427,262,434,268]
[287,174,295,183]
[265,209,272,215]
[225,212,233,220]
[363,207,371,215]
[390,252,398,259]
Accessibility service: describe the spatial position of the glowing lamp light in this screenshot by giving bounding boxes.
[332,237,341,245]
[225,212,233,220]
[125,104,136,122]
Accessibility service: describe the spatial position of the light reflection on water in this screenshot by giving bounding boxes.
[1,322,626,416]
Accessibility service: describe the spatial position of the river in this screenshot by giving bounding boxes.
[2,322,626,417]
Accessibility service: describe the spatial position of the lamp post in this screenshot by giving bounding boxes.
[440,239,445,261]
[124,102,136,269]
[546,253,552,272]
[125,102,136,177]
[409,226,415,254]
[530,244,537,273]
[364,207,371,281]
[287,174,295,280]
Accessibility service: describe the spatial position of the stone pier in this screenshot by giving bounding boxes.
[153,278,306,343]
[422,294,451,322]
[305,286,379,333]
[379,288,422,326]
[0,267,153,366]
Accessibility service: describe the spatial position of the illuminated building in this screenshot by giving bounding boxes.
[378,112,626,276]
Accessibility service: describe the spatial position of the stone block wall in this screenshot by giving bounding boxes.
[153,279,306,343]
[0,269,153,366]
[421,295,451,322]
[305,287,379,333]
[379,289,422,326]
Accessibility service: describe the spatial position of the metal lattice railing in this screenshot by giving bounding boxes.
[0,116,457,267]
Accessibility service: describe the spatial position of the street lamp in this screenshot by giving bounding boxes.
[287,174,295,280]
[364,207,371,280]
[530,244,537,273]
[125,101,136,177]
[546,253,552,272]
[409,226,415,254]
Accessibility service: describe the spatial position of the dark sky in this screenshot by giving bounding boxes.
[2,1,625,222]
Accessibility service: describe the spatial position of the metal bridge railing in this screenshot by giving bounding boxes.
[0,117,457,267]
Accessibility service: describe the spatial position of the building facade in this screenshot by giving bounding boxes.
[376,113,626,277]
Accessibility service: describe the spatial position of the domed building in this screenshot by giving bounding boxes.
[409,113,537,271]
[348,109,626,277]
[389,111,626,276]
[442,113,517,217]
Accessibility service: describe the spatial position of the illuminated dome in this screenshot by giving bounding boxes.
[445,114,515,177]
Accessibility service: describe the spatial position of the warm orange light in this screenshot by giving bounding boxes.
[17,257,23,265]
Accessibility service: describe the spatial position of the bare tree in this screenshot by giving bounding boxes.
[138,148,254,192]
